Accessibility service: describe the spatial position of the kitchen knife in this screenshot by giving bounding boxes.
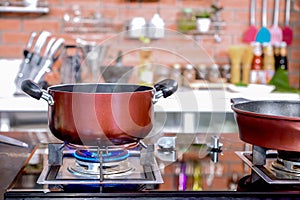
[30,37,56,82]
[15,31,51,89]
[0,134,28,148]
[14,32,37,89]
[33,38,65,84]
[24,31,37,59]
[31,31,51,64]
[29,31,51,79]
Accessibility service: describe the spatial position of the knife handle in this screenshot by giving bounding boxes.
[26,31,37,51]
[33,31,51,54]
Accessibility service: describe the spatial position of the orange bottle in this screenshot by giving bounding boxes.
[250,42,264,84]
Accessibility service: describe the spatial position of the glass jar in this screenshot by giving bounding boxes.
[208,64,220,83]
[183,64,196,86]
[177,8,196,32]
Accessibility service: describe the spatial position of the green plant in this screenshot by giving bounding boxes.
[195,10,211,19]
[195,4,223,19]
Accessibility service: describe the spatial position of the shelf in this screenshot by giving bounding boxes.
[0,6,49,14]
[179,21,225,35]
[63,16,120,33]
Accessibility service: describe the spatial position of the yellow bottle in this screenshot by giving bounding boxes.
[262,43,275,83]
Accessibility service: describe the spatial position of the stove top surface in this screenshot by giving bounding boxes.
[2,132,300,200]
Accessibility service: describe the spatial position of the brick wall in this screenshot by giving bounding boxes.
[0,0,299,88]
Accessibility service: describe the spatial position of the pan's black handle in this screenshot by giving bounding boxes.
[154,79,178,98]
[230,98,251,104]
[21,79,43,100]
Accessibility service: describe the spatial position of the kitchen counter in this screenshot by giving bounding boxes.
[1,131,300,199]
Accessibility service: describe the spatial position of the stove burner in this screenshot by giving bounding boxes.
[271,160,300,179]
[74,148,130,164]
[68,147,133,178]
[271,150,300,177]
[68,159,134,177]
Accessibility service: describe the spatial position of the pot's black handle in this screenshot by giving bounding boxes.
[21,79,43,100]
[230,98,251,104]
[21,79,54,105]
[154,79,178,98]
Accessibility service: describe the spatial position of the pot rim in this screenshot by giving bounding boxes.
[47,82,154,94]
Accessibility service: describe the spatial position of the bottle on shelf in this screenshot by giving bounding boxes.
[262,43,275,83]
[277,41,288,71]
[273,42,281,70]
[269,41,290,90]
[250,42,264,84]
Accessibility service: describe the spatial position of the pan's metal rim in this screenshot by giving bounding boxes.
[231,100,300,121]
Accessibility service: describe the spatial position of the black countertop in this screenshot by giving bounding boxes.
[1,131,300,200]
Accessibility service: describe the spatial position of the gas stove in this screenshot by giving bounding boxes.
[236,145,300,191]
[3,132,300,200]
[6,142,164,194]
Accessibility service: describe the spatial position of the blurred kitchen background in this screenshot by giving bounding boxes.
[0,0,299,84]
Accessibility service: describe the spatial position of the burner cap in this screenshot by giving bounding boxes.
[74,148,130,163]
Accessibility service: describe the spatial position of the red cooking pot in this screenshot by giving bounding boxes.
[21,79,177,146]
[231,98,300,151]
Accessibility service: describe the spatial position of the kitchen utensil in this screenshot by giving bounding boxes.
[30,31,51,68]
[243,0,258,43]
[231,98,300,152]
[0,134,28,148]
[255,0,271,43]
[282,0,293,45]
[241,45,254,84]
[14,31,37,89]
[33,38,65,84]
[23,31,37,58]
[21,79,178,146]
[228,45,245,84]
[270,0,282,45]
[29,37,56,82]
[29,31,51,82]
